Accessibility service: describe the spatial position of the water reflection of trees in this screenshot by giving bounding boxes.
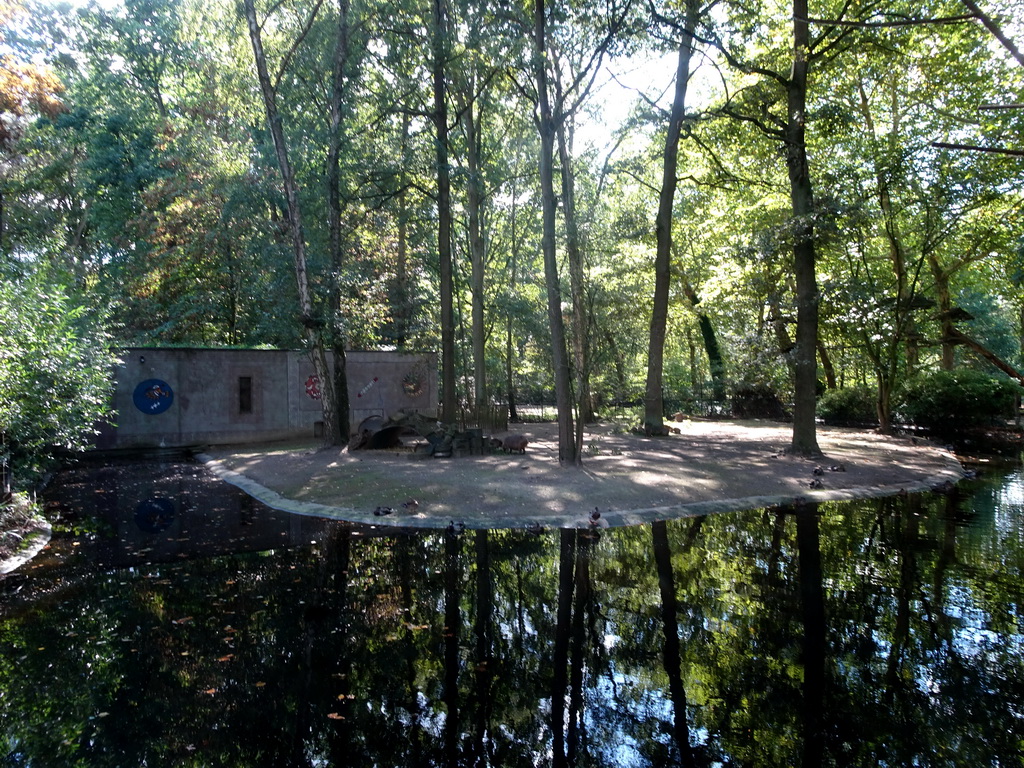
[2,477,1024,765]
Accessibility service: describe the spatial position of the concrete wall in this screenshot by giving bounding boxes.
[99,347,437,449]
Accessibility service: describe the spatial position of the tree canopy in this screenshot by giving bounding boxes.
[1,0,1021,476]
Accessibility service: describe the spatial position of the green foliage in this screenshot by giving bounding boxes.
[895,369,1021,434]
[2,0,1022,437]
[816,385,877,426]
[0,265,119,489]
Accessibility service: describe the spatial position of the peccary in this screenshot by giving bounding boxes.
[502,434,529,454]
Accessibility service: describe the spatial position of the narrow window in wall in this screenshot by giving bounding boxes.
[239,376,253,414]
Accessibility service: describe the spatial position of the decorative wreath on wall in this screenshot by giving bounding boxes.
[305,374,322,400]
[402,369,425,397]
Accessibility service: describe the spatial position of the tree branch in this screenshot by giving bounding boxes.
[273,0,328,92]
[932,141,1024,157]
[703,31,789,87]
[798,13,977,27]
[959,0,1024,68]
[717,102,786,140]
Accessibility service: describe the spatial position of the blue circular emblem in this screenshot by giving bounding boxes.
[133,379,174,415]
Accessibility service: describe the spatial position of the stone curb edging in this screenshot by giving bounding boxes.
[197,452,968,532]
[0,521,52,575]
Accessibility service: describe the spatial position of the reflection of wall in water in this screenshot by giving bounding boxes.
[97,348,438,449]
[57,462,329,568]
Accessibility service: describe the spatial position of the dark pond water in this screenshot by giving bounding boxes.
[1,456,1023,767]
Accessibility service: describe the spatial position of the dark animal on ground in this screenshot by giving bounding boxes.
[503,435,529,454]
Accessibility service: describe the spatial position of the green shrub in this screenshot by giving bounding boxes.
[895,369,1021,433]
[1,266,119,492]
[817,386,877,426]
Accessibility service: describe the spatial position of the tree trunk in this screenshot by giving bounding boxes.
[605,330,629,404]
[505,317,519,422]
[768,293,797,375]
[1019,302,1023,366]
[395,112,411,349]
[786,0,821,456]
[326,0,352,443]
[1015,303,1024,368]
[795,504,826,767]
[876,377,893,434]
[505,155,523,424]
[817,341,837,390]
[533,0,576,465]
[551,529,576,765]
[433,0,457,423]
[644,4,699,432]
[1,432,11,504]
[555,116,592,458]
[470,530,494,762]
[680,275,726,400]
[442,528,461,764]
[243,0,337,445]
[566,532,591,762]
[686,328,700,400]
[927,253,957,370]
[652,520,697,764]
[465,94,488,413]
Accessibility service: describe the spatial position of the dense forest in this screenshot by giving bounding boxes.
[1,0,1022,483]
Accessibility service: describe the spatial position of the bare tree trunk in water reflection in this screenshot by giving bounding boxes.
[885,496,919,711]
[933,493,960,642]
[567,531,594,763]
[794,504,826,768]
[552,529,576,767]
[471,530,495,765]
[397,536,426,763]
[290,527,353,767]
[444,529,462,765]
[652,519,698,765]
[325,528,353,765]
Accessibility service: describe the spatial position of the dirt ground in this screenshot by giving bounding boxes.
[201,418,966,529]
